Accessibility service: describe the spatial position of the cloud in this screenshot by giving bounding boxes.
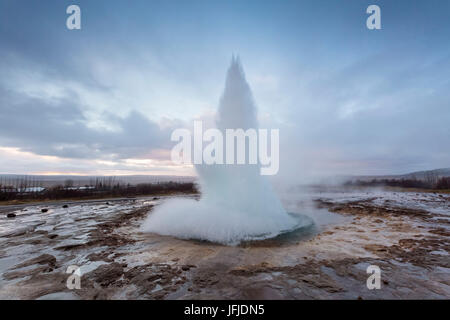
[0,82,176,161]
[0,146,194,176]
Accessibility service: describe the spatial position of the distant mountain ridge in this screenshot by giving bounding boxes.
[349,168,450,182]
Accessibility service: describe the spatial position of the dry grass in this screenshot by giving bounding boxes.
[0,190,197,206]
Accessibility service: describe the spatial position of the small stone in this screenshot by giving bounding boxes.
[41,208,48,213]
[7,213,16,218]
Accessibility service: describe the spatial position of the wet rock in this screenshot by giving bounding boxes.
[86,263,125,287]
[62,205,69,208]
[15,254,57,269]
[4,266,50,280]
[86,251,114,262]
[0,227,31,237]
[41,208,48,213]
[193,270,221,288]
[1,190,449,300]
[7,213,16,218]
[181,264,197,271]
[6,271,69,299]
[241,285,285,299]
[120,263,187,298]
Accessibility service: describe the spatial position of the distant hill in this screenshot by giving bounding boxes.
[347,168,450,182]
[398,168,450,180]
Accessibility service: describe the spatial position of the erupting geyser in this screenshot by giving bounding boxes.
[141,57,312,245]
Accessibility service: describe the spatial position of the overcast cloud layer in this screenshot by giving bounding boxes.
[0,0,449,181]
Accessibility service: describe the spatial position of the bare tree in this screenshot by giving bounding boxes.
[64,179,74,188]
[425,171,438,188]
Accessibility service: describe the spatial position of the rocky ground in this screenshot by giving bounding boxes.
[0,188,448,299]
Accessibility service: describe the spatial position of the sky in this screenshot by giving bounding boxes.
[0,0,449,182]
